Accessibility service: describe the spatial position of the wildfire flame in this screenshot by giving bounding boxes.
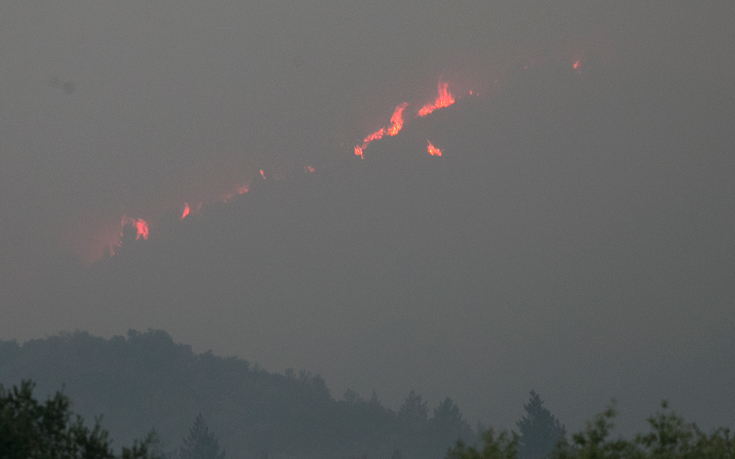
[223,185,250,202]
[418,81,455,117]
[354,102,409,158]
[427,140,442,157]
[387,102,409,136]
[365,128,386,143]
[95,80,458,260]
[121,216,149,240]
[77,48,611,264]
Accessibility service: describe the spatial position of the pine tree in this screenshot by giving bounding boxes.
[398,390,428,422]
[177,415,225,459]
[516,391,566,459]
[0,379,161,459]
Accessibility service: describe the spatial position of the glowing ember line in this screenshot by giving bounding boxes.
[260,169,266,180]
[181,203,190,219]
[427,140,442,157]
[121,216,149,240]
[354,102,409,158]
[364,128,386,143]
[418,81,455,117]
[387,102,409,136]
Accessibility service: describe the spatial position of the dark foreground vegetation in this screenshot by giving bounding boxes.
[2,331,733,459]
[3,380,734,459]
[0,330,474,459]
[450,402,735,459]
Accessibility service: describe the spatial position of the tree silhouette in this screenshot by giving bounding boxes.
[432,398,469,433]
[398,391,428,422]
[0,379,160,459]
[177,415,225,459]
[430,398,476,457]
[516,391,566,459]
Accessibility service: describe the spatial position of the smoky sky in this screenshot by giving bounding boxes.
[1,0,735,435]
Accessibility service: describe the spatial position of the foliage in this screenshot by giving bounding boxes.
[0,380,161,459]
[176,415,225,459]
[398,391,429,423]
[447,429,519,459]
[448,402,735,459]
[550,402,631,459]
[516,391,566,459]
[549,401,735,459]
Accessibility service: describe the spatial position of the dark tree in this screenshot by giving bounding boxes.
[446,429,518,459]
[430,397,476,453]
[432,398,470,434]
[0,380,159,459]
[515,391,566,459]
[177,415,225,459]
[398,391,428,422]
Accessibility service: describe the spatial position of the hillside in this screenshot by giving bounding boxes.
[0,330,476,459]
[11,57,735,434]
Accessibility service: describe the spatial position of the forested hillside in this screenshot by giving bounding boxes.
[0,330,475,459]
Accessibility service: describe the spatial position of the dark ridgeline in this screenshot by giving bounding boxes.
[0,330,476,459]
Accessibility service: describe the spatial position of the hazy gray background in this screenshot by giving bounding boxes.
[1,0,734,435]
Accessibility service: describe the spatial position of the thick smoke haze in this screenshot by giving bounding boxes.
[1,0,734,438]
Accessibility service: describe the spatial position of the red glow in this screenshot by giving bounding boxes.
[121,216,149,240]
[387,102,409,136]
[364,128,386,143]
[353,102,409,158]
[70,46,622,264]
[223,184,250,202]
[353,128,385,158]
[418,82,455,117]
[427,140,442,157]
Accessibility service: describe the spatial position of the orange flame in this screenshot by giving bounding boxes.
[304,165,315,173]
[418,82,455,117]
[387,102,409,136]
[260,169,266,180]
[181,203,190,219]
[223,184,250,202]
[354,102,409,158]
[364,127,386,143]
[427,140,442,157]
[353,128,384,159]
[121,216,149,240]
